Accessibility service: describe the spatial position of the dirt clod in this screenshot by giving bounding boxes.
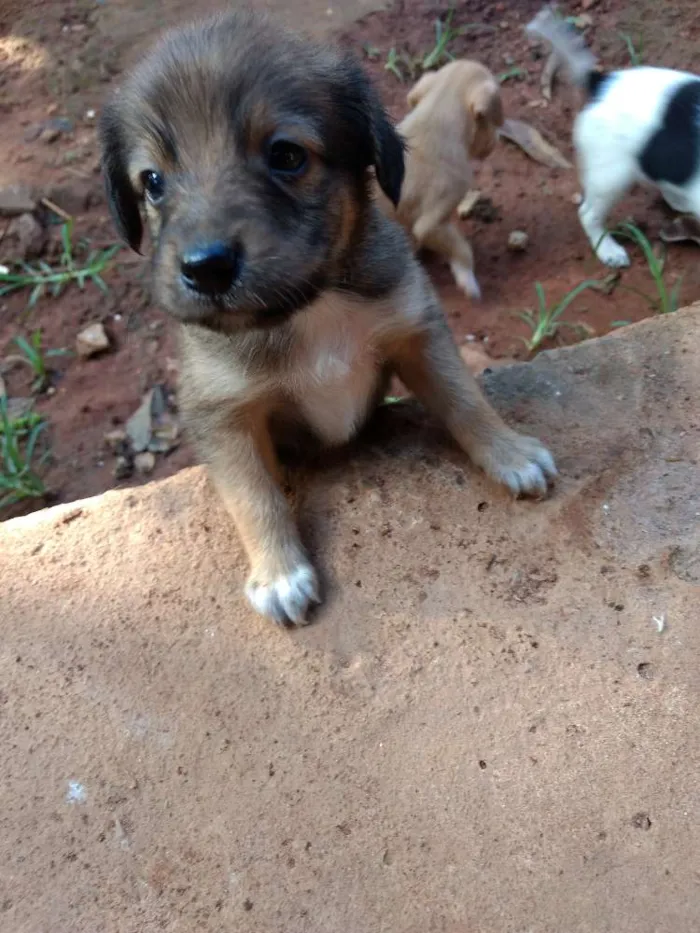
[3,213,46,261]
[0,184,37,216]
[134,451,156,474]
[76,323,110,358]
[508,230,529,251]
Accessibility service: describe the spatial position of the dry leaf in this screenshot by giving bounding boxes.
[500,118,572,170]
[541,50,560,101]
[659,215,700,246]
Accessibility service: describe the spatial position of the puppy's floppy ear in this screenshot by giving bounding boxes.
[336,57,405,207]
[99,100,143,253]
[370,91,405,207]
[406,70,438,110]
[469,81,504,128]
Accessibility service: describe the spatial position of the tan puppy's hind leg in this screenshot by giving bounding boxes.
[413,214,481,299]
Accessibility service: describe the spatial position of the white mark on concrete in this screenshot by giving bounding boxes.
[602,503,610,514]
[66,780,87,804]
[653,614,666,633]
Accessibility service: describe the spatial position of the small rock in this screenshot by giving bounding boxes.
[571,13,594,28]
[0,183,37,216]
[76,322,110,358]
[45,182,91,216]
[104,428,127,450]
[39,127,62,144]
[2,213,46,261]
[570,192,583,206]
[113,455,133,480]
[149,415,180,454]
[6,397,33,421]
[126,390,156,453]
[134,451,156,474]
[508,230,529,251]
[36,117,74,145]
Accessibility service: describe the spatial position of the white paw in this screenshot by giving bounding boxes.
[476,430,557,497]
[245,561,320,626]
[450,261,481,299]
[595,235,630,268]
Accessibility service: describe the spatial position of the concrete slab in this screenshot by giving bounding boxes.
[2,307,700,932]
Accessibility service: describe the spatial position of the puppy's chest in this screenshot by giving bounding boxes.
[284,297,383,446]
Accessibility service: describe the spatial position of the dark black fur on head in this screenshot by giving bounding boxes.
[98,10,405,329]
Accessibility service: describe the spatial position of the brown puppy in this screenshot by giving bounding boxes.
[388,59,504,299]
[100,11,556,626]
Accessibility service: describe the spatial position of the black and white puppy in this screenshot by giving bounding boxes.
[527,7,700,268]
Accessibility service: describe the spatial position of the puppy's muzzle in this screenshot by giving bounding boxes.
[180,241,242,297]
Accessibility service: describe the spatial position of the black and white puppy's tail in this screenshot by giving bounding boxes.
[526,6,604,98]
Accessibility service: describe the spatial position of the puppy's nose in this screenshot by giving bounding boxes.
[180,242,240,296]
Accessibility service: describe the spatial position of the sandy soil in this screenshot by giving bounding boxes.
[2,306,700,932]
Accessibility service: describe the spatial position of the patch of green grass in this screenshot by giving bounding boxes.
[384,47,405,81]
[499,66,527,83]
[9,331,68,393]
[421,11,492,71]
[382,13,493,83]
[517,279,600,353]
[619,31,643,66]
[0,395,49,508]
[614,221,682,314]
[0,219,120,309]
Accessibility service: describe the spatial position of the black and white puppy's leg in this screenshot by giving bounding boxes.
[576,130,634,267]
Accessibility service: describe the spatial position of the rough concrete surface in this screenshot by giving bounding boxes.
[2,307,700,933]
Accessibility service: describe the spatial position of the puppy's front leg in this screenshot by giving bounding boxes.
[196,414,319,625]
[388,307,557,496]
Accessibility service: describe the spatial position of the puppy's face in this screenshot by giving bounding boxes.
[100,12,404,331]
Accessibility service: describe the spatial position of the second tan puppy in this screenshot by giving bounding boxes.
[391,60,504,298]
[100,12,555,627]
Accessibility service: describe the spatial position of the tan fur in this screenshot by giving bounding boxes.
[382,59,504,298]
[100,12,555,626]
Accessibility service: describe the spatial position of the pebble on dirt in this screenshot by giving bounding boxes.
[76,322,110,358]
[134,451,156,475]
[3,213,46,261]
[45,182,92,217]
[113,455,133,480]
[508,230,529,251]
[103,428,127,451]
[0,183,37,216]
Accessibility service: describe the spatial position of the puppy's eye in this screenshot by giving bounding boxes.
[141,170,166,203]
[267,140,308,177]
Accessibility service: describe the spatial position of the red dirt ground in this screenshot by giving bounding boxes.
[1,0,700,516]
